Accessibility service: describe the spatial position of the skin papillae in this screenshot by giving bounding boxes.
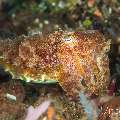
[0,30,110,99]
[98,97,120,120]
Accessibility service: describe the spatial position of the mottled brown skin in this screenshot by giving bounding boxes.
[98,97,120,120]
[0,30,110,99]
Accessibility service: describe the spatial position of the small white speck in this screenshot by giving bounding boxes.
[6,93,16,101]
[12,14,16,18]
[44,20,49,25]
[39,23,43,28]
[52,2,56,6]
[58,1,65,8]
[34,18,40,24]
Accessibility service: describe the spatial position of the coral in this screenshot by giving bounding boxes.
[25,100,51,120]
[0,30,110,99]
[34,87,87,120]
[79,91,99,120]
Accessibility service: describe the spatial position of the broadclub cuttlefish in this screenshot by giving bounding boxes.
[0,30,110,99]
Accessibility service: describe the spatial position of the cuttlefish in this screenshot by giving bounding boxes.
[0,30,110,99]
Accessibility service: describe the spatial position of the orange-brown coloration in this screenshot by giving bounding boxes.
[47,106,55,120]
[0,30,110,98]
[98,97,120,120]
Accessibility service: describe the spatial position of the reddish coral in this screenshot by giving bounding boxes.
[98,97,120,120]
[0,30,110,98]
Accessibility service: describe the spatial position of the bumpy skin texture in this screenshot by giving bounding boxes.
[98,97,120,120]
[0,30,110,98]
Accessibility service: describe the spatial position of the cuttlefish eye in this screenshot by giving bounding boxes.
[62,32,78,48]
[63,35,73,42]
[62,32,75,41]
